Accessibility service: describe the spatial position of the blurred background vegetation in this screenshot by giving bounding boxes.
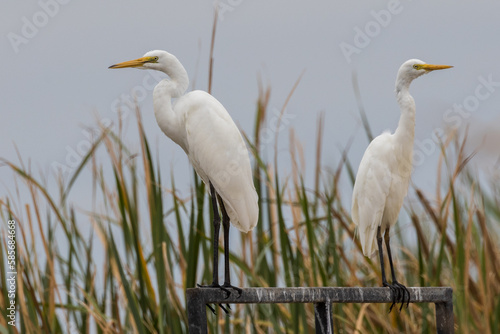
[0,82,499,333]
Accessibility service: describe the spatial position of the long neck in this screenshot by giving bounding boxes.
[394,86,416,138]
[393,83,416,164]
[153,58,190,151]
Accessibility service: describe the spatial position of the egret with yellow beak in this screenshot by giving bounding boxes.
[109,50,259,310]
[351,59,452,311]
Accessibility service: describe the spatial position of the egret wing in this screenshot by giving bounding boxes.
[352,133,394,257]
[183,91,258,233]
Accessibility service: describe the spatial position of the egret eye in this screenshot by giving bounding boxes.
[153,56,159,61]
[413,64,419,69]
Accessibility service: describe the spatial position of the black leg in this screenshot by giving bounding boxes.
[218,196,243,297]
[197,182,230,313]
[384,227,410,311]
[209,182,220,287]
[377,226,397,311]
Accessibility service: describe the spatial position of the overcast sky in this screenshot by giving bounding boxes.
[2,0,500,213]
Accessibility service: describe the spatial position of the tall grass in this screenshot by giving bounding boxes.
[0,94,499,333]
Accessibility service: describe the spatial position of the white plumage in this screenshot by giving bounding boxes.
[351,59,452,311]
[178,91,258,233]
[352,59,451,257]
[109,50,258,294]
[110,50,258,233]
[351,130,412,257]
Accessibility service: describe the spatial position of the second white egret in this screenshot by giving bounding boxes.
[351,59,452,311]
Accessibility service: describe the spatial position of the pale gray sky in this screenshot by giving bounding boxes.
[2,0,500,211]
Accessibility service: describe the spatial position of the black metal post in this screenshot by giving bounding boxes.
[185,287,454,334]
[314,302,334,334]
[186,288,208,334]
[435,288,454,334]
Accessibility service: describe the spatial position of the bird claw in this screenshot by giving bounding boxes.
[197,283,231,298]
[384,281,410,312]
[197,282,234,314]
[206,304,216,315]
[220,286,232,299]
[393,281,410,311]
[219,303,230,314]
[204,303,231,315]
[222,283,243,298]
[383,282,398,312]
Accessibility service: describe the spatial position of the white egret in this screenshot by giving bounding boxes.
[351,59,452,311]
[109,50,259,302]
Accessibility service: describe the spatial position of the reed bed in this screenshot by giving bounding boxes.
[0,93,499,333]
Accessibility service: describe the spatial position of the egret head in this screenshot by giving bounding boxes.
[396,59,452,91]
[108,50,175,71]
[109,50,189,96]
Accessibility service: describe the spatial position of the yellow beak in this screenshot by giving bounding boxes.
[420,64,453,71]
[108,56,156,69]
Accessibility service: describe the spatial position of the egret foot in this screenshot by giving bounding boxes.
[203,303,230,315]
[206,304,216,315]
[385,281,410,313]
[218,303,230,314]
[382,281,398,312]
[197,283,231,299]
[222,282,243,298]
[393,280,410,311]
[197,283,232,315]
